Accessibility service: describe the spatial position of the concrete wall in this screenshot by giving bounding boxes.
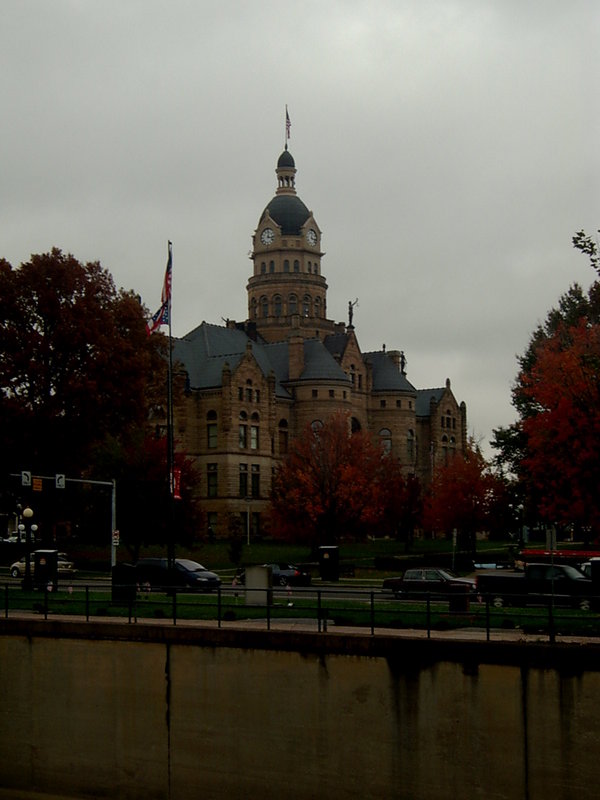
[0,620,598,800]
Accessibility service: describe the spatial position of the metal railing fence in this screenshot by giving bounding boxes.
[3,582,600,643]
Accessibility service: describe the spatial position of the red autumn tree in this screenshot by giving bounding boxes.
[376,459,422,548]
[0,248,162,474]
[0,248,201,548]
[423,443,505,555]
[270,412,404,547]
[521,318,600,534]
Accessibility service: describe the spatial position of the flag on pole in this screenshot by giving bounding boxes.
[285,106,291,140]
[146,241,173,335]
[146,302,169,335]
[161,241,173,306]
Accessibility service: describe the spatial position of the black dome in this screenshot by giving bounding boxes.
[277,149,295,168]
[262,195,311,235]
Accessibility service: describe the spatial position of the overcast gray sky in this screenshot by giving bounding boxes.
[2,1,598,456]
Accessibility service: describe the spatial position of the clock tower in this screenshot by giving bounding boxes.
[247,147,336,342]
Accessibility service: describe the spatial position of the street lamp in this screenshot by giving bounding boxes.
[21,507,36,591]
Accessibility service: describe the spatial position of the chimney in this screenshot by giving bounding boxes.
[288,335,304,381]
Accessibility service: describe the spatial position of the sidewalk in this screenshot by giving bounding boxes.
[3,608,598,646]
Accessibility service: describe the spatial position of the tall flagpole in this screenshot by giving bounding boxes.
[165,241,175,573]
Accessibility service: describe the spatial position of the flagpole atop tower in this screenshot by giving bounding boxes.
[285,105,291,149]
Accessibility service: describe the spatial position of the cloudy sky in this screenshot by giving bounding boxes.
[2,1,598,456]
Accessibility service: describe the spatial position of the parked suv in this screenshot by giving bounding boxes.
[135,558,221,592]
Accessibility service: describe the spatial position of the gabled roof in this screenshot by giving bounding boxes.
[323,332,351,361]
[363,351,416,393]
[415,387,446,417]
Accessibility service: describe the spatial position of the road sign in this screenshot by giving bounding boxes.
[55,474,66,489]
[21,471,31,487]
[32,477,42,492]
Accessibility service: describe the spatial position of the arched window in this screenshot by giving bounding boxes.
[251,298,257,318]
[406,429,415,461]
[441,434,449,465]
[314,297,322,317]
[269,260,275,273]
[288,294,297,315]
[260,296,268,318]
[314,262,319,275]
[207,410,217,449]
[307,261,312,273]
[311,420,324,432]
[278,419,289,455]
[250,412,259,450]
[260,262,266,274]
[274,295,282,316]
[293,259,300,273]
[379,428,392,455]
[351,417,361,433]
[239,411,248,449]
[302,295,311,316]
[283,259,290,273]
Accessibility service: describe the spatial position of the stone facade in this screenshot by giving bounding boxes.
[173,146,467,538]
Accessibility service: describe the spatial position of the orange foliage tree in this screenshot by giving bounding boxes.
[423,443,505,555]
[521,318,600,534]
[270,412,418,548]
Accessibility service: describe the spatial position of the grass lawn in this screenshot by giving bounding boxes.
[7,582,599,639]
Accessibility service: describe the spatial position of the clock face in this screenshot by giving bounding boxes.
[260,227,275,245]
[306,229,317,246]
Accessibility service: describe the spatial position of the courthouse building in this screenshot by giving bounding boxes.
[172,146,467,538]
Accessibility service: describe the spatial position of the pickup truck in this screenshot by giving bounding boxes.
[383,567,476,599]
[476,563,593,610]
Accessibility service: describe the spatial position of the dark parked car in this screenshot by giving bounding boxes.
[10,552,77,579]
[383,567,476,598]
[265,563,312,586]
[135,558,221,592]
[234,563,311,587]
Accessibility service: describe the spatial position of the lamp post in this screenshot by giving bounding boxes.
[21,507,35,591]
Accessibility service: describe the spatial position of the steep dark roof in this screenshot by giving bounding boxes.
[301,339,350,382]
[416,387,446,417]
[277,149,295,168]
[323,332,350,361]
[261,195,311,235]
[363,351,416,393]
[173,323,350,398]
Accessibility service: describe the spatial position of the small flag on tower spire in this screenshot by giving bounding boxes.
[285,105,291,141]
